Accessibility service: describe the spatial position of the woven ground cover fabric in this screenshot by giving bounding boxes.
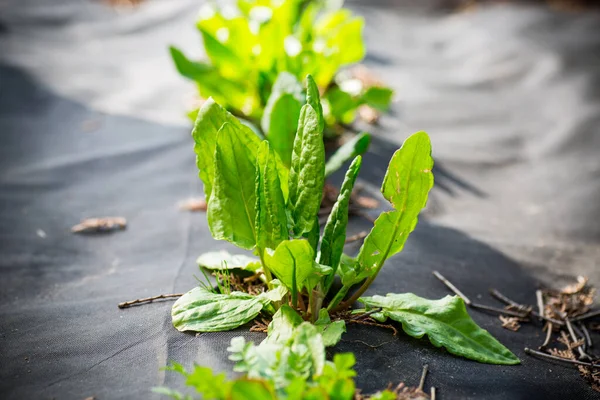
[1,1,599,399]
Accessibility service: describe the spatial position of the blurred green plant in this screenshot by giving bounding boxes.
[170,0,393,136]
[156,306,412,400]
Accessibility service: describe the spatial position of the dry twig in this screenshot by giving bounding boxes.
[71,217,127,234]
[118,293,183,309]
[179,198,207,212]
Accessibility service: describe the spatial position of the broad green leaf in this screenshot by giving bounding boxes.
[172,287,266,332]
[303,262,333,293]
[191,98,261,200]
[316,11,365,66]
[169,46,214,80]
[262,239,319,301]
[257,279,288,303]
[314,309,346,347]
[266,305,303,344]
[325,88,359,125]
[208,123,260,250]
[261,73,304,140]
[288,79,325,237]
[199,28,245,80]
[360,293,520,365]
[357,131,434,275]
[324,133,370,177]
[230,379,277,400]
[264,71,304,112]
[263,94,302,167]
[320,156,362,283]
[303,215,321,254]
[361,86,394,111]
[196,251,260,270]
[169,46,245,109]
[255,141,288,250]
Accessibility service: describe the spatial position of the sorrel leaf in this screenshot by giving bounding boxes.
[207,123,259,250]
[288,76,325,237]
[361,86,394,111]
[255,141,289,250]
[263,94,302,167]
[324,133,370,178]
[263,239,320,304]
[360,293,520,365]
[314,309,346,347]
[172,287,266,332]
[262,72,304,167]
[191,98,261,200]
[357,131,434,277]
[266,305,303,344]
[319,156,362,289]
[197,250,260,271]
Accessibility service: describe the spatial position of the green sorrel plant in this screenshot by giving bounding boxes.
[170,75,520,377]
[170,0,393,137]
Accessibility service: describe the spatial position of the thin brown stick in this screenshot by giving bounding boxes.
[489,289,565,326]
[340,339,394,349]
[347,319,398,336]
[524,348,600,368]
[418,364,429,392]
[536,290,544,320]
[432,271,471,305]
[118,293,183,309]
[579,323,593,348]
[540,322,553,350]
[565,318,589,359]
[349,308,382,321]
[430,387,436,400]
[345,231,367,244]
[470,303,529,318]
[571,309,600,322]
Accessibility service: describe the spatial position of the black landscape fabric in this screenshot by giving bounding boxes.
[1,1,600,399]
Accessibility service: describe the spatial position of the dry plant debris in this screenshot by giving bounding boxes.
[348,65,390,125]
[433,272,600,392]
[71,217,126,234]
[102,0,145,7]
[178,198,208,212]
[356,364,434,400]
[439,273,600,393]
[499,316,523,332]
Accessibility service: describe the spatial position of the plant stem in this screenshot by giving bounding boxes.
[258,251,273,287]
[332,274,377,313]
[327,286,350,312]
[311,285,325,322]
